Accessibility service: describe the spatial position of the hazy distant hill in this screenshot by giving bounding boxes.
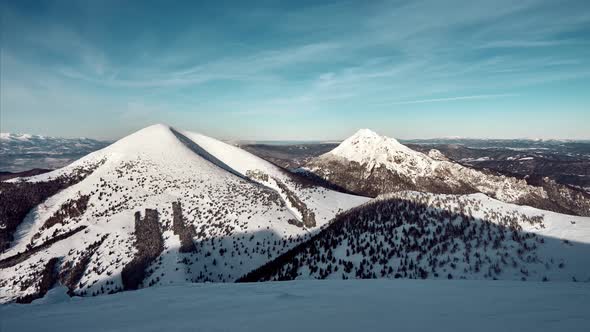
[0,133,110,172]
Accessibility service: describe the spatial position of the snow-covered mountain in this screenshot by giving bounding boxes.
[2,125,588,305]
[304,129,590,216]
[241,191,590,283]
[0,124,368,303]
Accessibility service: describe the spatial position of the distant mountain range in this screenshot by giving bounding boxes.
[0,133,110,173]
[242,136,590,194]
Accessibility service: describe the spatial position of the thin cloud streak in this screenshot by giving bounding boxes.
[384,94,519,105]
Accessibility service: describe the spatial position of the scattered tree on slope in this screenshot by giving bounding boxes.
[239,195,582,283]
[15,257,59,304]
[0,161,103,252]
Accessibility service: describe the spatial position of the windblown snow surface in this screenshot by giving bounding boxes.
[1,279,589,332]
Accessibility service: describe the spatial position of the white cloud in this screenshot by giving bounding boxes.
[381,94,519,105]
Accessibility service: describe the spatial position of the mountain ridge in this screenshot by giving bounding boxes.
[239,190,590,283]
[0,124,367,303]
[305,129,590,216]
[2,124,589,305]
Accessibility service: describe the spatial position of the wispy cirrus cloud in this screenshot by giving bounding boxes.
[478,39,586,49]
[53,41,341,88]
[380,94,520,106]
[1,0,589,139]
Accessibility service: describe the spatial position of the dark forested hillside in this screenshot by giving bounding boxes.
[240,193,590,283]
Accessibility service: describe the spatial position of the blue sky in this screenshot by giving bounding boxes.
[1,0,589,140]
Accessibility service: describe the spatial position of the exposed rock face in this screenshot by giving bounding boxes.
[305,129,590,217]
[518,177,590,217]
[427,149,450,161]
[121,209,164,290]
[172,202,197,253]
[246,170,317,228]
[274,178,316,228]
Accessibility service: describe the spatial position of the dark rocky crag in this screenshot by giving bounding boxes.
[172,202,197,253]
[305,158,479,197]
[121,209,164,290]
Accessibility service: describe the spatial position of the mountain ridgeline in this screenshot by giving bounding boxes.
[304,129,590,217]
[239,191,590,283]
[1,125,589,304]
[0,124,367,303]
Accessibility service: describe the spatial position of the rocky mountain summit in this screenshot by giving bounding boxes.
[304,129,590,216]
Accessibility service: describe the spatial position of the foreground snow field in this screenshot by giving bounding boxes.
[2,279,589,332]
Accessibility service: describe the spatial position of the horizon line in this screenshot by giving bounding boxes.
[3,130,590,143]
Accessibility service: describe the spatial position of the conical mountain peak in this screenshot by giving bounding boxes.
[324,129,414,164]
[351,128,381,139]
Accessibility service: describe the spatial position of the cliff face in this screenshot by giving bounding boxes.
[172,202,197,253]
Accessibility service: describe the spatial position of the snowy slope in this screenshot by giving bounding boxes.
[2,279,589,332]
[180,129,369,228]
[243,191,590,283]
[0,124,367,303]
[306,129,590,216]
